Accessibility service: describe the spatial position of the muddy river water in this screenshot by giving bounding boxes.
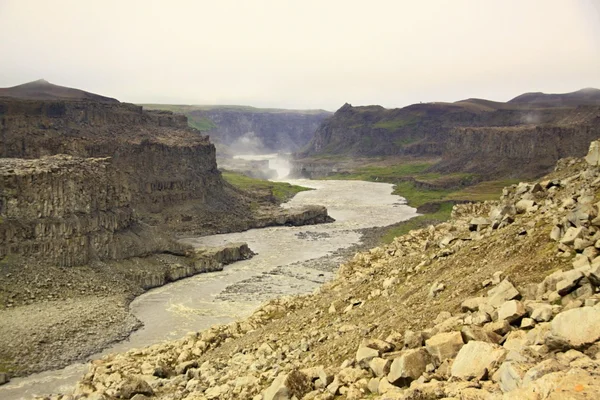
[1,158,417,399]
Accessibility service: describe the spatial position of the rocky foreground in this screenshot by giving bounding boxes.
[42,143,600,399]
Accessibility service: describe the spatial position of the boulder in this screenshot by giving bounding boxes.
[264,370,312,400]
[550,306,600,347]
[425,331,464,364]
[493,361,529,392]
[387,348,431,387]
[450,341,507,380]
[516,200,535,214]
[115,377,154,399]
[0,372,8,386]
[585,140,600,166]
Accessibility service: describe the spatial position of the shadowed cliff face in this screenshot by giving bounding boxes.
[297,90,600,179]
[187,109,331,153]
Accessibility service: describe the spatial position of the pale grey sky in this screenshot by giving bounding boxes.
[1,0,599,110]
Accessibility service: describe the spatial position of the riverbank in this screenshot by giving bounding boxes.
[0,243,254,378]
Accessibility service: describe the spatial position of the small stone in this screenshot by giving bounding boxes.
[520,318,535,329]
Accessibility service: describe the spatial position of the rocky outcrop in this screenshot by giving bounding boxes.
[56,140,600,400]
[129,243,254,290]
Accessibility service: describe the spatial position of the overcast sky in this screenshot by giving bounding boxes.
[1,0,599,110]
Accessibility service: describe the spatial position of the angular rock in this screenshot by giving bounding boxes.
[356,346,379,367]
[387,348,431,387]
[368,357,391,377]
[461,297,487,312]
[425,331,464,364]
[555,270,584,296]
[516,200,535,214]
[450,341,507,380]
[520,318,535,329]
[560,227,585,245]
[522,359,562,387]
[529,303,553,322]
[487,279,520,308]
[0,373,8,386]
[484,320,511,336]
[264,370,312,400]
[497,300,527,323]
[461,325,502,344]
[403,330,424,349]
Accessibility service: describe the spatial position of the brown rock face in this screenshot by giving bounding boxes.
[0,155,174,267]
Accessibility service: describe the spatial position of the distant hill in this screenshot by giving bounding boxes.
[0,79,119,102]
[508,88,600,107]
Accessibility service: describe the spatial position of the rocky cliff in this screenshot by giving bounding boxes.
[296,90,600,179]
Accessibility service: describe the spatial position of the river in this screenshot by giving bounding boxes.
[0,157,417,399]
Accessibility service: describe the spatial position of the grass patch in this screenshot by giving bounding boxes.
[187,116,217,131]
[381,202,454,243]
[391,181,454,208]
[326,163,434,182]
[222,171,312,203]
[374,116,420,130]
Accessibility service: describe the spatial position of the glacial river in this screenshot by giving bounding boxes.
[1,157,417,399]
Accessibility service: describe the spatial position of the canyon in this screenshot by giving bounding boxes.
[0,80,333,379]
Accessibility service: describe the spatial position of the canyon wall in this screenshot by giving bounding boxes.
[0,155,175,267]
[187,108,331,153]
[296,101,600,178]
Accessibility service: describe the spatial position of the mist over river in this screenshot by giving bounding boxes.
[0,156,417,400]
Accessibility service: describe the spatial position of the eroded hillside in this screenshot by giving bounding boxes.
[62,141,600,400]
